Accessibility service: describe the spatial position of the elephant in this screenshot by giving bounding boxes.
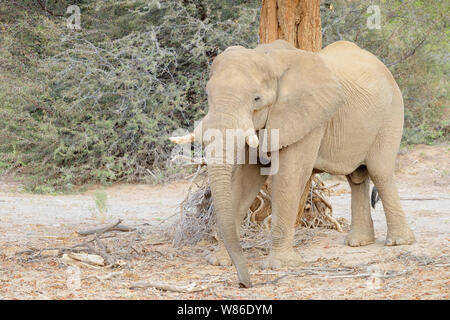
[181,39,415,288]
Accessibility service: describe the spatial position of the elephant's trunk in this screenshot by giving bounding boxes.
[207,163,251,288]
[201,104,256,288]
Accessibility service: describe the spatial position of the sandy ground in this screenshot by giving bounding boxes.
[0,144,448,299]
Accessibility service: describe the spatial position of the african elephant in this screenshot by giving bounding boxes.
[183,40,415,288]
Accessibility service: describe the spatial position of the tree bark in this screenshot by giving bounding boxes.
[259,0,322,52]
[258,0,323,222]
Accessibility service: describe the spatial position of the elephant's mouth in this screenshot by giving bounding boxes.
[252,106,271,134]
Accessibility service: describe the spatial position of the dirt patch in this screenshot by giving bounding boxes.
[0,145,448,299]
[396,143,450,187]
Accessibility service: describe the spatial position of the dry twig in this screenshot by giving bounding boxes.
[129,281,214,293]
[76,219,134,236]
[83,271,124,283]
[172,164,347,247]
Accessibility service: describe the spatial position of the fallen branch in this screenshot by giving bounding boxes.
[94,234,116,266]
[76,219,124,236]
[322,270,409,279]
[323,211,343,233]
[253,274,289,287]
[83,271,124,283]
[129,281,212,293]
[62,253,105,266]
[255,268,409,282]
[433,264,450,267]
[112,225,136,232]
[400,197,440,201]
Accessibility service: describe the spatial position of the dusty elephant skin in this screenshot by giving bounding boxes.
[194,40,415,288]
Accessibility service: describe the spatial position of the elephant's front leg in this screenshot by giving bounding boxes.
[262,130,323,269]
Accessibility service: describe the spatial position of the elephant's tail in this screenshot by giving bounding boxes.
[371,186,380,209]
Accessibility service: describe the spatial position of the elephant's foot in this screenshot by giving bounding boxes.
[385,226,415,246]
[205,245,232,266]
[261,249,302,269]
[345,227,375,247]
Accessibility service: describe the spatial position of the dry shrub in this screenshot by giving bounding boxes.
[172,168,348,247]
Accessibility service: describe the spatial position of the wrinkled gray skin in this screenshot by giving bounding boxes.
[196,40,415,288]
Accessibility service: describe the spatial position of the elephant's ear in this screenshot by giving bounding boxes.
[262,50,344,152]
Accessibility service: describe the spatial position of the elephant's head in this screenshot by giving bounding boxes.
[199,40,344,287]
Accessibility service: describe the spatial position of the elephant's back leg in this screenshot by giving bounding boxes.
[365,90,415,246]
[345,168,375,247]
[366,86,403,183]
[231,164,269,222]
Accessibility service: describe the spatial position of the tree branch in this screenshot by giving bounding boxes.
[386,37,427,67]
[35,0,64,17]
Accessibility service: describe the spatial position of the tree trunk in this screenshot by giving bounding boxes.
[259,0,322,52]
[258,0,323,221]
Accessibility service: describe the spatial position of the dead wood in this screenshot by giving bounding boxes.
[93,234,116,266]
[129,281,213,293]
[255,267,410,283]
[172,160,348,247]
[83,271,124,283]
[62,253,105,266]
[16,219,142,270]
[76,219,135,236]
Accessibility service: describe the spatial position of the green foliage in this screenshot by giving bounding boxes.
[0,0,260,191]
[0,0,447,191]
[321,0,449,144]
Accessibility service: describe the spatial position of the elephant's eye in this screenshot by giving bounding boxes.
[254,96,261,102]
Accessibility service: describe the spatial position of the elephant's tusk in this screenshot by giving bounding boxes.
[170,132,258,147]
[246,134,259,148]
[169,133,195,144]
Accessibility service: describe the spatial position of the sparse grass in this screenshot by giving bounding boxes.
[90,190,108,223]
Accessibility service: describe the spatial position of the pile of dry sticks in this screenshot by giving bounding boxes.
[172,156,347,247]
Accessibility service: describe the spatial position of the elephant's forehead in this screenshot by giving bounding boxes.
[212,51,271,76]
[213,50,258,67]
[207,71,257,93]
